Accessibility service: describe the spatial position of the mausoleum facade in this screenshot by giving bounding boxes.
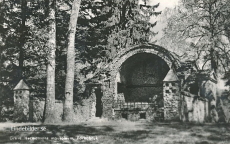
[13,44,217,123]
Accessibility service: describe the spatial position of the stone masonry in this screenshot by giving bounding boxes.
[12,44,219,123]
[163,69,180,120]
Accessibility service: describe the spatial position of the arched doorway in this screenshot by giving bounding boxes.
[101,44,181,119]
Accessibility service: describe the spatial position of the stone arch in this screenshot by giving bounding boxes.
[107,43,180,100]
[111,44,178,70]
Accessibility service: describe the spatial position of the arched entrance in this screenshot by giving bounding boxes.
[101,44,181,119]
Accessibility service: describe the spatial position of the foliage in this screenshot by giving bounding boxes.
[79,0,161,81]
[0,0,161,121]
[159,0,230,74]
[0,84,14,121]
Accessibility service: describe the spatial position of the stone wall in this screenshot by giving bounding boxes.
[114,109,163,121]
[54,101,64,122]
[29,97,45,122]
[13,90,30,122]
[216,91,230,123]
[15,95,95,123]
[113,100,162,121]
[104,44,179,119]
[163,82,180,120]
[180,91,209,123]
[73,93,97,122]
[26,96,98,123]
[29,98,63,122]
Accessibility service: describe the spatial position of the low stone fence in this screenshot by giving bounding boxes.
[30,98,63,122]
[73,97,96,122]
[14,95,97,123]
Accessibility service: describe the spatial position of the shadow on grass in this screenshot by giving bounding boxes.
[142,121,230,143]
[116,130,151,140]
[204,124,230,142]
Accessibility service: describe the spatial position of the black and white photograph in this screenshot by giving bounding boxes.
[0,0,230,143]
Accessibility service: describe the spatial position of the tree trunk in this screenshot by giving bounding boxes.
[44,0,57,124]
[63,0,81,122]
[18,0,26,80]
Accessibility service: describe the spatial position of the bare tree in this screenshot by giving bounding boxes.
[160,0,230,73]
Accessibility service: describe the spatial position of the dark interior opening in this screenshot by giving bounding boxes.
[122,113,128,119]
[140,113,146,119]
[120,53,169,102]
[95,88,103,117]
[190,81,199,95]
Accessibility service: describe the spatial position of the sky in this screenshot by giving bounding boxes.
[149,0,179,11]
[146,0,180,42]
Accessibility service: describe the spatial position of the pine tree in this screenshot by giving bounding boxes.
[79,0,161,78]
[106,0,161,56]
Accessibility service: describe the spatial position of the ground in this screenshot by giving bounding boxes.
[0,119,230,144]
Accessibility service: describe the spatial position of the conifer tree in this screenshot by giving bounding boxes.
[79,0,161,78]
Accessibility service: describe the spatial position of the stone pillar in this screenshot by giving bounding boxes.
[163,69,180,120]
[101,91,113,119]
[101,79,114,119]
[13,79,30,122]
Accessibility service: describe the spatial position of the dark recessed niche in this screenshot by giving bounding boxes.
[117,82,124,94]
[172,83,176,86]
[166,83,169,86]
[165,90,170,93]
[122,113,128,119]
[140,113,146,119]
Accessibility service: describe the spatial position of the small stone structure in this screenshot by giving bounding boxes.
[12,44,220,123]
[163,68,180,120]
[13,79,30,122]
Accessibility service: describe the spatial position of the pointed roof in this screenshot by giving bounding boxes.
[13,79,30,90]
[163,69,179,82]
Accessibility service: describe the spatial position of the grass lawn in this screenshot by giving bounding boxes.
[0,119,230,144]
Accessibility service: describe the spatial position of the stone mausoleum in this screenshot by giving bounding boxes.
[13,44,217,123]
